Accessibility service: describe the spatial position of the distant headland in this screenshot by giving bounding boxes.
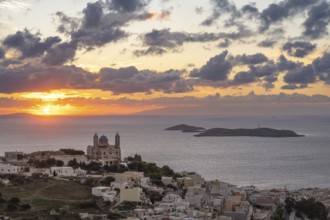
[166,124,304,137]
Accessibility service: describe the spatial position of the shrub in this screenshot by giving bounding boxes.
[9,197,20,205]
[6,204,17,212]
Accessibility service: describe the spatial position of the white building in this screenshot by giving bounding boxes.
[162,193,182,203]
[0,164,19,174]
[92,186,117,202]
[50,166,75,176]
[184,186,208,208]
[29,167,51,176]
[162,176,175,186]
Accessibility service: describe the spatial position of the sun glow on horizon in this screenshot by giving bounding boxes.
[21,92,79,101]
[43,105,51,115]
[29,104,77,116]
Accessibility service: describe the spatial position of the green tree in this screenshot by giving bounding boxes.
[285,196,296,213]
[68,159,79,169]
[6,204,17,212]
[100,176,115,185]
[55,160,64,167]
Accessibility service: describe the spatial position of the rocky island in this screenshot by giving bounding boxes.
[165,124,206,132]
[196,127,304,137]
[166,125,304,137]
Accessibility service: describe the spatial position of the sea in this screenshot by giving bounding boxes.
[0,115,329,190]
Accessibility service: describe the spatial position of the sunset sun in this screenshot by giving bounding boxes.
[43,106,51,115]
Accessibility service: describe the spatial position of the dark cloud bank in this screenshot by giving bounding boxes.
[0,0,330,96]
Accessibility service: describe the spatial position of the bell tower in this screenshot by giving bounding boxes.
[93,133,98,147]
[115,133,121,161]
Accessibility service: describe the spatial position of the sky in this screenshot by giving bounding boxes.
[0,0,330,116]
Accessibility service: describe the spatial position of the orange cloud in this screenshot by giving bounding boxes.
[146,10,170,20]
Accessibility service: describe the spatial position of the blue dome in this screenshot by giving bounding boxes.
[99,135,108,144]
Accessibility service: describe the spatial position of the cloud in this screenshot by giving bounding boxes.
[313,52,330,84]
[259,0,318,32]
[201,0,237,26]
[218,26,254,40]
[3,29,62,59]
[218,39,231,48]
[0,62,191,94]
[98,67,191,94]
[190,50,232,81]
[282,41,316,58]
[42,42,77,66]
[229,62,278,86]
[0,0,31,10]
[0,64,95,94]
[303,1,330,39]
[107,0,147,13]
[277,55,302,71]
[134,29,222,56]
[258,39,277,48]
[0,47,5,59]
[231,71,256,85]
[241,4,259,17]
[283,65,316,84]
[82,1,104,28]
[0,97,34,108]
[139,10,171,20]
[232,53,269,65]
[54,0,152,51]
[133,46,167,57]
[281,84,308,90]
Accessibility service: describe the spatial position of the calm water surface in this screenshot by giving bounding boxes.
[0,115,329,189]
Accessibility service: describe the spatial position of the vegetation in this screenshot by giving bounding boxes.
[103,164,128,173]
[100,176,115,185]
[128,160,175,181]
[107,212,128,219]
[9,197,20,205]
[60,148,85,155]
[271,208,284,220]
[285,197,329,220]
[28,158,64,168]
[127,154,142,162]
[1,178,94,215]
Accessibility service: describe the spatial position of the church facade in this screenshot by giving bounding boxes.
[87,133,121,165]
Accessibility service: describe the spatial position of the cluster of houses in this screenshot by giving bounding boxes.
[86,169,292,220]
[0,151,87,177]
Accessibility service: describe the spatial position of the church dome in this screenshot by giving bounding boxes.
[99,135,108,145]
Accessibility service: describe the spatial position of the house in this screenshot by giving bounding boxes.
[184,186,208,208]
[0,164,19,174]
[162,176,177,186]
[4,151,24,163]
[92,186,117,202]
[162,194,182,203]
[177,177,194,188]
[120,187,144,203]
[50,167,75,176]
[29,167,51,176]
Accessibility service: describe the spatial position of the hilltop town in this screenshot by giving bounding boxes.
[0,133,329,220]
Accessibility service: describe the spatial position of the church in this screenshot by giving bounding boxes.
[87,133,121,165]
